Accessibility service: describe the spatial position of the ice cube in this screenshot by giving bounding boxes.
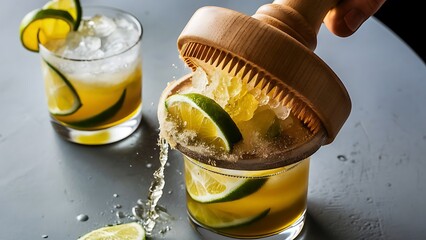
[83,36,102,52]
[74,37,101,58]
[210,71,230,107]
[77,18,96,36]
[102,38,126,55]
[91,14,117,37]
[191,67,208,92]
[272,105,290,120]
[228,75,243,98]
[102,28,137,56]
[64,31,84,50]
[88,49,105,60]
[58,33,102,59]
[258,94,270,106]
[114,17,135,31]
[203,71,218,99]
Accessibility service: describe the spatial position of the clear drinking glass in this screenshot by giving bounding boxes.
[39,6,143,145]
[184,155,310,239]
[157,73,326,239]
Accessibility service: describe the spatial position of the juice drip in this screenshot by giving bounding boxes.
[143,137,169,236]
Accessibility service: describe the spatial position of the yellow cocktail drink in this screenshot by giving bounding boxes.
[185,156,309,238]
[39,6,143,144]
[40,58,142,130]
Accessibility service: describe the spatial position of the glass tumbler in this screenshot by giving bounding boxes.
[39,6,143,145]
[184,155,310,239]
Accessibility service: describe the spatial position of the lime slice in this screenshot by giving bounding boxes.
[43,60,82,115]
[19,8,74,52]
[69,89,127,128]
[188,200,270,229]
[78,222,145,240]
[185,157,266,203]
[43,0,82,31]
[165,93,242,152]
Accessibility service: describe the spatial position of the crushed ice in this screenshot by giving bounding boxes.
[162,67,296,160]
[51,14,139,60]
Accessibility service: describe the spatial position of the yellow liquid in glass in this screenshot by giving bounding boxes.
[41,60,142,130]
[185,157,310,238]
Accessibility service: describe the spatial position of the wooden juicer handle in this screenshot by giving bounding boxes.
[253,0,339,50]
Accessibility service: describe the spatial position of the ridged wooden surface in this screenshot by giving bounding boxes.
[177,0,351,144]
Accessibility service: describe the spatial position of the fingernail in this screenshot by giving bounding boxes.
[344,9,366,32]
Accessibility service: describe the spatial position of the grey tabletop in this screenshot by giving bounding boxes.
[1,0,426,240]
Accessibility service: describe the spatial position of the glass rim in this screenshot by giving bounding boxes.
[178,130,324,171]
[184,155,307,178]
[39,5,143,62]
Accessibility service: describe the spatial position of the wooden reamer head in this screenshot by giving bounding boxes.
[177,0,351,145]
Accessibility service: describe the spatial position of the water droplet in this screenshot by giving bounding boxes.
[337,155,348,162]
[76,214,89,222]
[146,163,152,168]
[113,193,119,198]
[132,206,144,219]
[159,225,172,234]
[167,190,173,195]
[116,211,125,219]
[114,204,122,209]
[41,235,48,239]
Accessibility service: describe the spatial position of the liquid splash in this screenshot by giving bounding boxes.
[77,137,172,238]
[142,137,169,236]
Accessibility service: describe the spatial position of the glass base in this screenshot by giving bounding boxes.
[50,106,142,145]
[189,210,306,240]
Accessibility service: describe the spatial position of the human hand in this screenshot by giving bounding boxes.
[324,0,387,37]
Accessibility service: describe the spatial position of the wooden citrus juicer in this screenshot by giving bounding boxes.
[159,0,351,170]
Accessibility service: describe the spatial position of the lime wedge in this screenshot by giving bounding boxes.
[184,156,266,203]
[19,8,75,52]
[69,89,127,128]
[78,222,145,240]
[43,60,81,115]
[165,93,242,152]
[43,0,82,30]
[188,200,270,229]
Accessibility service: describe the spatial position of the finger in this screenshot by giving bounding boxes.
[324,0,387,37]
